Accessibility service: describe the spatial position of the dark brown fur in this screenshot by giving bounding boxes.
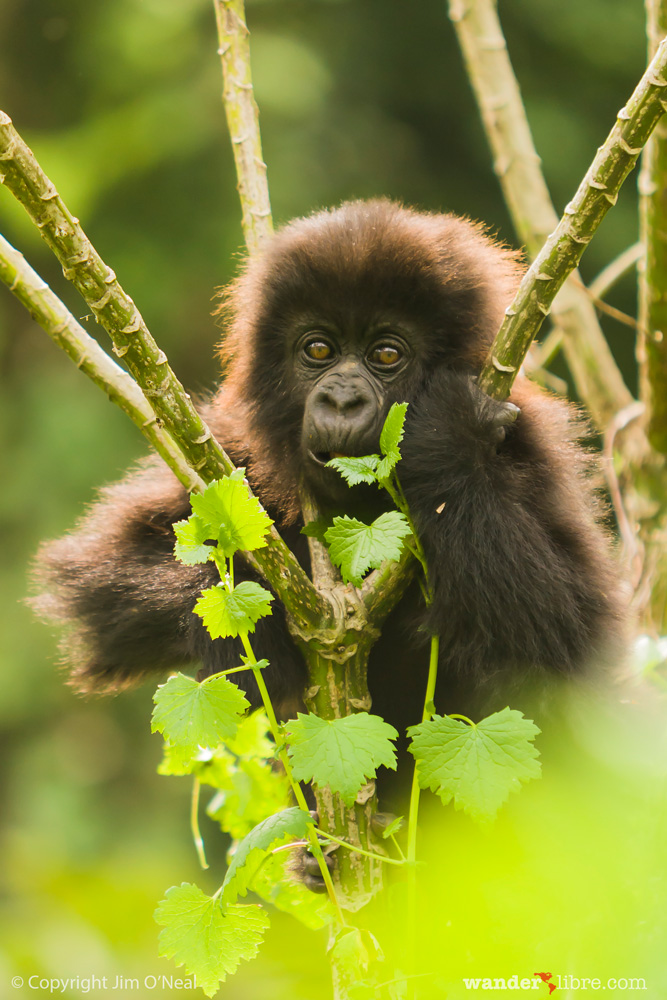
[33,199,627,736]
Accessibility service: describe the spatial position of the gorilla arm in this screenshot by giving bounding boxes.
[399,370,625,679]
[33,421,307,709]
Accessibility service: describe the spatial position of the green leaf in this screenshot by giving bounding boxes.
[155,884,268,996]
[224,708,275,759]
[194,581,274,638]
[206,757,290,840]
[379,401,408,456]
[330,927,385,977]
[151,672,249,753]
[173,514,214,565]
[300,517,333,543]
[286,712,398,807]
[377,402,408,478]
[408,708,541,823]
[222,807,314,903]
[157,740,202,776]
[380,815,404,840]
[185,711,287,839]
[190,473,273,558]
[325,454,380,486]
[324,512,412,586]
[249,850,333,929]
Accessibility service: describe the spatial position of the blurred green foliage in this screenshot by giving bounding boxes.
[0,0,659,996]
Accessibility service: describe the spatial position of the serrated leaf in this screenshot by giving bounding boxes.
[190,474,273,558]
[157,740,201,776]
[379,402,408,456]
[173,515,215,565]
[324,512,412,586]
[300,517,332,542]
[408,708,541,823]
[285,712,398,807]
[151,672,249,753]
[380,815,404,840]
[250,850,333,929]
[330,927,385,976]
[325,454,380,486]
[376,402,408,478]
[225,708,275,759]
[155,883,268,996]
[194,581,274,638]
[206,757,290,840]
[222,807,314,903]
[376,452,399,480]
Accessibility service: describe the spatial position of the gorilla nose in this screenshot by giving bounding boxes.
[314,382,374,418]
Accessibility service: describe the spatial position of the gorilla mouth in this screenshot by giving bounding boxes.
[310,450,349,466]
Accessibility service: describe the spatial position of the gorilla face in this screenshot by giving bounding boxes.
[296,323,415,503]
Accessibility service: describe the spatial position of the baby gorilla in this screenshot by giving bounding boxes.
[35,199,627,809]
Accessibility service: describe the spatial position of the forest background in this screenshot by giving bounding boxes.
[0,0,657,997]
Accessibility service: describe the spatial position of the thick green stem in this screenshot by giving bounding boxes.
[448,0,633,428]
[478,37,667,399]
[300,640,385,912]
[639,3,667,456]
[213,0,273,253]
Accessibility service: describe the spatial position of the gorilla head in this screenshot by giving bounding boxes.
[217,199,521,511]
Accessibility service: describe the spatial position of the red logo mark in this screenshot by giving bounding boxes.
[534,973,556,995]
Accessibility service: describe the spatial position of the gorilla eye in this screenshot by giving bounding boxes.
[369,344,402,367]
[303,339,334,363]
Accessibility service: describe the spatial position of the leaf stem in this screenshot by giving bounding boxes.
[405,632,440,994]
[449,713,475,726]
[190,778,209,870]
[199,661,267,683]
[313,828,406,866]
[390,833,407,863]
[238,633,347,925]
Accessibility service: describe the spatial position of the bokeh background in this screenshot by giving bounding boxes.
[0,1,663,997]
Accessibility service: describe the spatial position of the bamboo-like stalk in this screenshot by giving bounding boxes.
[0,234,203,493]
[477,37,667,400]
[448,0,634,424]
[213,0,273,252]
[638,1,667,455]
[0,110,327,633]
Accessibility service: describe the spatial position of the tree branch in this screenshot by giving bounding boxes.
[448,0,634,423]
[0,234,204,492]
[477,37,667,400]
[213,0,273,252]
[638,0,667,455]
[0,110,328,633]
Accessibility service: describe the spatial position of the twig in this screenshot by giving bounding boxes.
[603,401,646,587]
[213,0,273,252]
[448,0,634,425]
[0,233,203,492]
[477,37,667,399]
[589,241,642,299]
[529,244,641,376]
